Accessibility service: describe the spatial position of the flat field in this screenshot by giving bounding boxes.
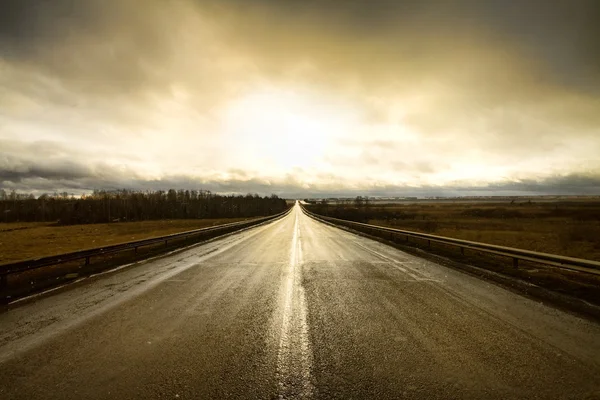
[308,200,600,261]
[0,218,251,264]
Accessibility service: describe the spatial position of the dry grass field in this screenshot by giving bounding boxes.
[0,218,252,264]
[308,200,600,261]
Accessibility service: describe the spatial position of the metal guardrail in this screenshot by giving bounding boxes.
[0,207,292,289]
[300,204,600,276]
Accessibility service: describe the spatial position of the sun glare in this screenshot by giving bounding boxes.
[221,87,357,172]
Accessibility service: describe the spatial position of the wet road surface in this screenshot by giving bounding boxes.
[1,203,599,399]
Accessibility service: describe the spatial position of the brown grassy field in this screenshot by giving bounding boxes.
[0,218,252,264]
[308,201,600,261]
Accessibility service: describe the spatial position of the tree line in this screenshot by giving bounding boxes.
[0,189,288,225]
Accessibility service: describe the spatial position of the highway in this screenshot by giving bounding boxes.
[1,203,599,399]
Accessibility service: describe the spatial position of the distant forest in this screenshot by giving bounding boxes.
[0,189,288,225]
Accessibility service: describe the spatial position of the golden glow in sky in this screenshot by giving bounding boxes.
[221,87,356,171]
[1,0,599,196]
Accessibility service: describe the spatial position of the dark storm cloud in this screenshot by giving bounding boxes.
[0,0,103,53]
[4,0,598,89]
[0,157,92,182]
[0,0,188,98]
[478,0,600,91]
[200,0,600,84]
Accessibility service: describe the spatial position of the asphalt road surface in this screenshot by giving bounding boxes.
[1,203,599,399]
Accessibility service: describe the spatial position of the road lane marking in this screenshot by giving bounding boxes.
[276,208,314,398]
[351,240,440,282]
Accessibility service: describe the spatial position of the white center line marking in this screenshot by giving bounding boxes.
[276,209,314,399]
[352,240,441,282]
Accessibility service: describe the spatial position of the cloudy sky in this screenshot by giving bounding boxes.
[1,0,599,197]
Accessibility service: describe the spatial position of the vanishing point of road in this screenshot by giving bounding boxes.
[1,203,599,399]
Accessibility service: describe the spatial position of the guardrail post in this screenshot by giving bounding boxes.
[513,258,519,268]
[428,240,431,247]
[85,256,90,266]
[165,240,168,247]
[460,247,464,255]
[134,246,138,254]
